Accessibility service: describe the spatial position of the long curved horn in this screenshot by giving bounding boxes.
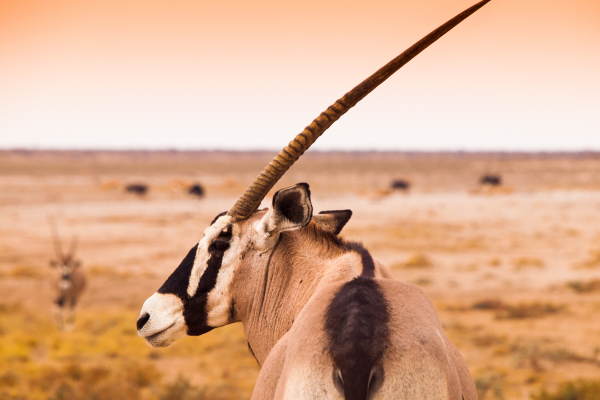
[68,234,79,260]
[47,216,65,261]
[228,0,491,220]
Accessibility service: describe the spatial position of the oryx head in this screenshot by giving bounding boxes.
[137,183,318,347]
[48,218,81,292]
[137,0,491,347]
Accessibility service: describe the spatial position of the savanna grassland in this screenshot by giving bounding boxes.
[2,150,600,400]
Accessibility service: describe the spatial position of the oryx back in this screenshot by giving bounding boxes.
[252,247,476,400]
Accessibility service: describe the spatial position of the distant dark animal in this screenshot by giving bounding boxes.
[126,183,148,195]
[48,218,86,331]
[188,183,205,197]
[480,175,502,186]
[391,179,410,190]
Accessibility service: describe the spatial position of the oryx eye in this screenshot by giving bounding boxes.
[211,240,230,252]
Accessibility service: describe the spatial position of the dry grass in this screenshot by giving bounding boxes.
[488,257,502,267]
[359,187,393,199]
[413,276,432,286]
[500,302,565,319]
[512,257,545,271]
[0,360,247,400]
[88,265,132,280]
[510,340,599,372]
[573,250,600,269]
[4,151,600,399]
[566,279,600,293]
[0,303,259,400]
[469,186,515,195]
[472,299,507,311]
[8,265,45,279]
[474,371,505,400]
[532,379,600,400]
[504,302,566,319]
[99,180,121,191]
[472,333,507,348]
[392,253,433,269]
[471,299,566,319]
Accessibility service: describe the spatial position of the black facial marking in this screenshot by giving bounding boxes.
[185,230,232,335]
[345,242,375,278]
[157,222,234,336]
[209,225,232,253]
[210,211,228,226]
[55,297,66,307]
[183,295,214,336]
[196,250,222,294]
[158,244,198,299]
[273,183,311,225]
[324,277,390,400]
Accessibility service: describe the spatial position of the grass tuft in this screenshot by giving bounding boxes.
[9,265,45,279]
[0,305,259,399]
[573,250,600,269]
[532,379,600,400]
[474,371,505,400]
[567,279,600,293]
[471,299,565,319]
[393,253,433,269]
[472,299,507,311]
[513,257,545,271]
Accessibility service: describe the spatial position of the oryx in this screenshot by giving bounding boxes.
[138,1,491,398]
[48,219,86,331]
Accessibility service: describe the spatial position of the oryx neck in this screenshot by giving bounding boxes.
[241,223,364,365]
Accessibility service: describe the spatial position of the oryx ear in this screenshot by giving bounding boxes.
[258,183,313,235]
[312,210,352,235]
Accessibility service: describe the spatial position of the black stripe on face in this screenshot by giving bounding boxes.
[158,244,198,299]
[186,227,232,335]
[182,251,223,335]
[157,224,233,336]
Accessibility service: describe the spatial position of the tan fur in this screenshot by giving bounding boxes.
[141,205,476,398]
[230,216,386,363]
[221,213,476,399]
[51,260,86,331]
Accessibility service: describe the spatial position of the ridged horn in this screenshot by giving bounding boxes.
[228,0,491,220]
[48,216,65,262]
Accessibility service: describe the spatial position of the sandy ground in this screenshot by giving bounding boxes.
[2,150,600,399]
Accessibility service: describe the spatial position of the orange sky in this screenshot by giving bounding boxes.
[1,0,599,150]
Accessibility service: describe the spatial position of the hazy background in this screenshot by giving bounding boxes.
[1,0,599,151]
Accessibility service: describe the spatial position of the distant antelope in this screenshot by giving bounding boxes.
[48,220,86,331]
[138,1,492,398]
[126,183,149,195]
[188,183,205,198]
[391,179,411,191]
[480,174,502,186]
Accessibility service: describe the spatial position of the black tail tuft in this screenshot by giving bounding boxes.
[324,277,390,400]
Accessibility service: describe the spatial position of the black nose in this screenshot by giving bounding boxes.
[62,274,70,280]
[137,312,150,331]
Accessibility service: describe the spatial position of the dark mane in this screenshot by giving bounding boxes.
[324,277,390,400]
[301,222,376,277]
